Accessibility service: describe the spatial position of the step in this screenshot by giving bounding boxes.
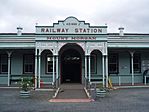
[50,84,93,102]
[59,83,84,89]
[53,84,89,99]
[56,89,88,99]
[49,98,94,102]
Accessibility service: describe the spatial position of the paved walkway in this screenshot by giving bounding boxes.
[0,88,149,112]
[50,84,91,102]
[56,84,88,99]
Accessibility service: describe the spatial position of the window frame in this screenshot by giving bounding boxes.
[46,54,55,74]
[23,54,35,74]
[130,53,141,73]
[0,54,8,74]
[108,53,119,74]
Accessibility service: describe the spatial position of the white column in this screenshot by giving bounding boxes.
[118,76,121,86]
[52,56,55,85]
[105,55,108,87]
[102,55,105,87]
[7,52,12,86]
[56,56,58,79]
[35,53,38,89]
[85,56,87,78]
[145,76,147,85]
[38,55,41,88]
[88,56,91,82]
[56,55,59,88]
[130,52,134,85]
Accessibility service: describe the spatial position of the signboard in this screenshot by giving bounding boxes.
[36,16,107,34]
[46,36,96,40]
[35,35,107,41]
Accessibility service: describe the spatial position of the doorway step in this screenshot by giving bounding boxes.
[49,83,94,102]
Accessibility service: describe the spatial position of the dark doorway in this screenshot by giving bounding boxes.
[61,49,81,83]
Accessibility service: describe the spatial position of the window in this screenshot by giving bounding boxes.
[0,54,8,74]
[46,55,55,73]
[91,54,97,73]
[130,53,141,73]
[23,54,34,74]
[108,53,119,74]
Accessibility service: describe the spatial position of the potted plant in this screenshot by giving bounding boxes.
[96,83,107,98]
[19,77,34,98]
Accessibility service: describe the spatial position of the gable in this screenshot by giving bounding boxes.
[36,16,107,34]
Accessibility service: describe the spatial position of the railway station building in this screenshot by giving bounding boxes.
[0,16,149,88]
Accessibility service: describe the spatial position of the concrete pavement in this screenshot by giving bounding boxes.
[0,88,149,112]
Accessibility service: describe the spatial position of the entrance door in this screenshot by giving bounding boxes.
[61,49,81,83]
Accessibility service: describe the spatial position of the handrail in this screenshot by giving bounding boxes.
[55,76,60,88]
[84,77,93,96]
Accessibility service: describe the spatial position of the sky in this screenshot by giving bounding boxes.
[0,0,149,33]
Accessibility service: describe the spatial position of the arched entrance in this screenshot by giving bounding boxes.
[60,44,83,83]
